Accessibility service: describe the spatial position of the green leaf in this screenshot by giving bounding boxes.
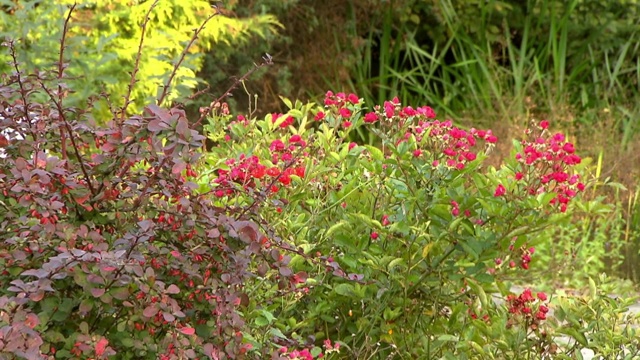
[280,96,293,109]
[556,327,589,347]
[466,278,488,309]
[365,145,384,161]
[387,258,406,272]
[333,283,356,297]
[254,316,269,327]
[436,334,459,342]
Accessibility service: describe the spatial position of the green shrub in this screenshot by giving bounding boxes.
[200,91,639,358]
[0,0,280,120]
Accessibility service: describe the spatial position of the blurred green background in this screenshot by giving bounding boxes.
[1,0,639,290]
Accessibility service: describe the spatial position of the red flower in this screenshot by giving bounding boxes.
[339,108,352,118]
[494,184,506,197]
[364,112,378,123]
[315,111,325,121]
[540,120,549,129]
[537,292,547,301]
[266,167,280,177]
[293,166,305,178]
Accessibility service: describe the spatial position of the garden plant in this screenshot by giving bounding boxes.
[1,2,640,360]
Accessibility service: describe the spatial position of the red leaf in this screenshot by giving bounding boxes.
[143,304,158,318]
[24,313,39,329]
[95,338,108,356]
[178,327,196,335]
[91,288,105,298]
[166,284,180,294]
[172,161,186,175]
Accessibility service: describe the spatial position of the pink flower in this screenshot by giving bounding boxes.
[536,311,547,320]
[339,108,352,118]
[537,292,547,301]
[563,142,575,153]
[413,149,422,157]
[370,232,379,240]
[347,93,359,104]
[494,184,506,197]
[348,142,357,150]
[343,121,352,128]
[464,152,476,161]
[540,120,549,129]
[364,112,378,123]
[314,111,325,121]
[515,172,524,180]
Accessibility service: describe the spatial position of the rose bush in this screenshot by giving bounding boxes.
[200,90,639,358]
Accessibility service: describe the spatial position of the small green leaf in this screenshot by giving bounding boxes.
[333,283,355,297]
[365,145,384,161]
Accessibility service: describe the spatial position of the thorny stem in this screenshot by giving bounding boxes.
[193,54,273,127]
[6,41,38,144]
[118,0,159,125]
[38,83,96,196]
[157,9,220,105]
[57,4,76,162]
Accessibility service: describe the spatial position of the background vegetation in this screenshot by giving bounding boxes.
[1,0,640,358]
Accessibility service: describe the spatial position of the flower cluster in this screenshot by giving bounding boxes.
[213,134,307,196]
[271,113,296,128]
[506,288,549,328]
[354,95,497,171]
[414,122,497,170]
[322,91,362,128]
[507,244,535,270]
[514,121,585,212]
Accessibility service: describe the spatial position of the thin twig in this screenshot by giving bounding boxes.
[118,0,159,125]
[57,4,76,162]
[193,54,273,127]
[157,9,220,105]
[38,83,96,196]
[6,41,37,143]
[187,85,211,100]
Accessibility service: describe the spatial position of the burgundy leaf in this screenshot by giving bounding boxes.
[143,304,158,318]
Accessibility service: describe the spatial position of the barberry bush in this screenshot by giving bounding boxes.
[0,8,316,359]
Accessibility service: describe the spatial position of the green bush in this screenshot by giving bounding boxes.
[200,91,639,358]
[0,0,280,120]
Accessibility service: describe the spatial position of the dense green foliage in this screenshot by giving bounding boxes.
[0,0,280,119]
